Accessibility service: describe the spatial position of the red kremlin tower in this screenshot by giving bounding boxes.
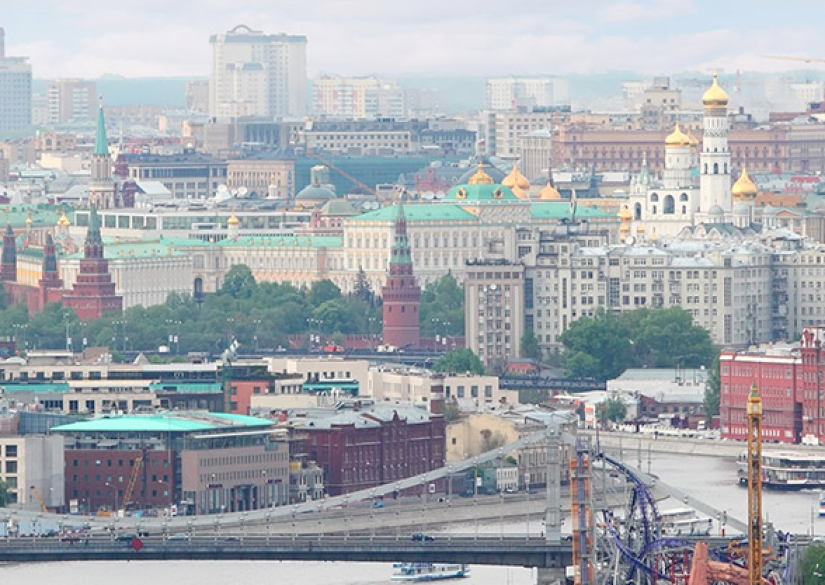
[62,206,122,320]
[381,196,421,348]
[37,233,63,308]
[1,223,16,282]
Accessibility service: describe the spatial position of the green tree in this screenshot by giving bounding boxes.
[704,355,721,421]
[801,544,825,584]
[420,274,464,336]
[597,397,627,423]
[560,308,631,380]
[220,264,257,299]
[443,399,461,422]
[308,280,341,307]
[433,348,485,375]
[520,328,541,362]
[353,266,373,304]
[0,479,12,507]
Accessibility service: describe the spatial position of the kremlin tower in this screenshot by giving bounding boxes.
[381,196,421,348]
[62,206,122,320]
[88,98,117,209]
[1,223,16,282]
[38,233,63,308]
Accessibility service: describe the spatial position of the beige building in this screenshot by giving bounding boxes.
[518,129,553,181]
[464,261,526,369]
[226,157,294,200]
[485,109,558,158]
[267,356,370,392]
[46,78,96,125]
[0,433,65,510]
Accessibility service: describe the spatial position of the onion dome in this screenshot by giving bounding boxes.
[617,206,633,222]
[502,162,531,191]
[637,224,646,234]
[467,161,494,185]
[731,167,758,200]
[665,124,690,148]
[538,182,561,200]
[57,212,70,227]
[702,71,728,107]
[227,214,240,227]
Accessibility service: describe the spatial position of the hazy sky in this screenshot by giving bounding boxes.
[2,0,824,78]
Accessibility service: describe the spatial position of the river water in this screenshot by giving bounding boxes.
[2,451,822,584]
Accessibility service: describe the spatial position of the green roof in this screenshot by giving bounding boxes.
[149,382,223,394]
[63,240,188,260]
[94,105,108,156]
[216,236,343,248]
[530,202,614,220]
[444,183,518,201]
[1,383,69,394]
[0,206,74,229]
[350,204,478,223]
[52,412,274,434]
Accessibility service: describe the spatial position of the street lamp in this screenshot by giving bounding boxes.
[104,482,118,514]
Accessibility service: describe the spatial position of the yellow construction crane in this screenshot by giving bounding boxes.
[29,485,48,513]
[747,383,763,585]
[764,55,825,64]
[121,452,145,512]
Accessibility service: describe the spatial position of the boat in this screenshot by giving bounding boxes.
[737,451,825,490]
[819,492,825,517]
[391,563,469,581]
[660,508,713,536]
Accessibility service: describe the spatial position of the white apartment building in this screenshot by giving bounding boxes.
[311,76,405,119]
[485,110,557,158]
[0,434,65,510]
[485,77,569,111]
[209,25,307,120]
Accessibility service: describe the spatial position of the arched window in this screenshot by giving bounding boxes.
[634,203,642,220]
[713,163,719,174]
[663,194,675,214]
[679,193,689,202]
[650,193,659,203]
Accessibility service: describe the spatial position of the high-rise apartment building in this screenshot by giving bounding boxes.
[0,28,32,132]
[311,76,408,119]
[209,25,307,120]
[486,76,569,111]
[46,78,96,125]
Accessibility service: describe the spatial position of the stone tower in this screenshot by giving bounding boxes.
[381,196,420,348]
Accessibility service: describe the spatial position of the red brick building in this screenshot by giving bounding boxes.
[382,198,421,349]
[290,404,445,496]
[718,330,825,444]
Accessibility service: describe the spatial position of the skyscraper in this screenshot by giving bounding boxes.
[0,28,32,132]
[46,78,97,125]
[209,24,307,121]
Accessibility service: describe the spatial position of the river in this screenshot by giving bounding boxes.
[2,450,822,584]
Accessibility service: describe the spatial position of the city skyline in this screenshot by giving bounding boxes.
[3,0,825,79]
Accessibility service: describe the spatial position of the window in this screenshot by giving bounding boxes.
[5,445,17,458]
[5,461,17,473]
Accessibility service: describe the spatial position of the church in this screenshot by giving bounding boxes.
[624,72,759,239]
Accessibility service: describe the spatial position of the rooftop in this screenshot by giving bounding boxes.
[52,412,274,434]
[350,203,478,223]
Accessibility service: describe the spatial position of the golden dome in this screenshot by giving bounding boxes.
[617,206,633,221]
[637,224,646,234]
[538,182,561,200]
[227,214,240,226]
[731,167,758,200]
[510,185,529,200]
[25,216,32,226]
[702,71,728,107]
[57,212,70,227]
[665,124,690,148]
[502,162,530,191]
[467,162,494,185]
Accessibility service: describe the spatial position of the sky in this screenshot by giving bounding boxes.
[2,0,825,79]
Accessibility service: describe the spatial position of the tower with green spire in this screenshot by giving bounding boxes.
[89,96,116,209]
[381,194,421,348]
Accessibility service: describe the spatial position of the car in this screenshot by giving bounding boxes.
[372,501,385,509]
[411,533,435,542]
[115,533,139,542]
[168,533,190,541]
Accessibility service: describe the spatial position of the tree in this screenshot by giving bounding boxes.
[560,308,631,381]
[801,544,825,584]
[308,280,341,307]
[597,397,627,424]
[220,265,256,299]
[443,399,461,422]
[520,328,541,362]
[0,479,13,507]
[704,355,721,421]
[433,348,485,375]
[420,274,464,337]
[353,266,373,304]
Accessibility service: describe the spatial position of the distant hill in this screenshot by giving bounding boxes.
[32,77,204,108]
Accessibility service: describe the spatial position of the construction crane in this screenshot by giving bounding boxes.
[747,382,763,585]
[29,485,48,513]
[764,55,825,64]
[305,150,402,202]
[121,451,145,513]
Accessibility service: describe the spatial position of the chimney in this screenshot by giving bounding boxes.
[0,28,5,58]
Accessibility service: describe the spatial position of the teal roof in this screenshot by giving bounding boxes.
[63,240,188,260]
[1,383,69,393]
[0,206,74,229]
[530,202,614,220]
[94,104,108,156]
[217,235,343,248]
[149,382,223,394]
[444,183,518,201]
[351,204,478,223]
[53,412,274,434]
[303,382,359,393]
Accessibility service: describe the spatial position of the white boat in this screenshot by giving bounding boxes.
[819,492,825,517]
[391,563,469,581]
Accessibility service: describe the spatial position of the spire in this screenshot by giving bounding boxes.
[638,152,651,185]
[85,206,104,258]
[94,97,109,156]
[41,233,59,279]
[1,222,16,282]
[390,193,412,265]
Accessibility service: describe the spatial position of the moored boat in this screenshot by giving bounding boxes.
[737,451,825,490]
[391,563,469,581]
